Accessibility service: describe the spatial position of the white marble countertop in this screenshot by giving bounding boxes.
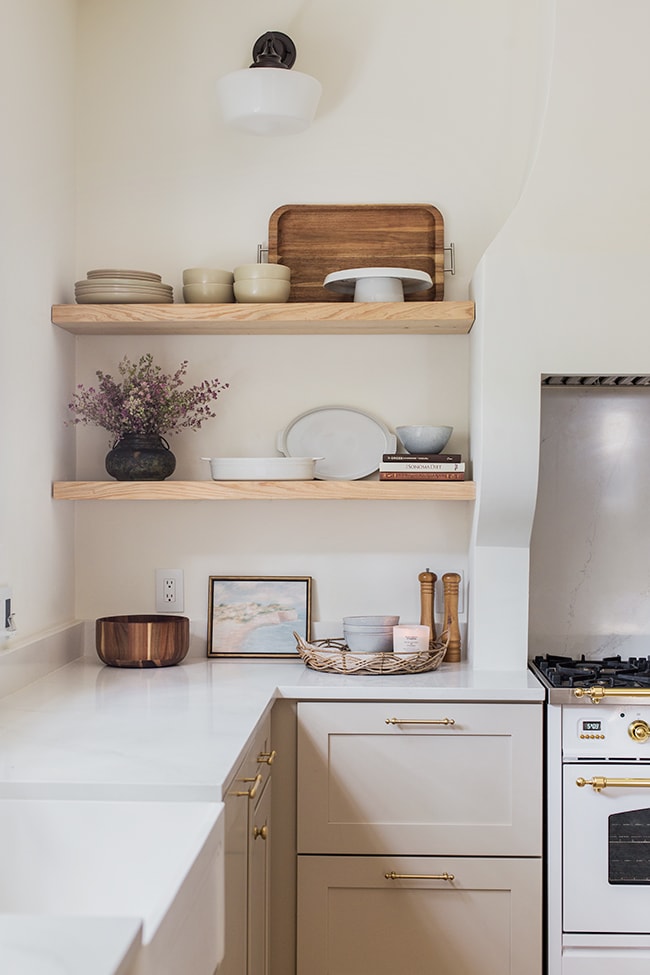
[0,654,544,801]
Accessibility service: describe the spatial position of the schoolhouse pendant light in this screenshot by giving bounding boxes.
[216,31,322,136]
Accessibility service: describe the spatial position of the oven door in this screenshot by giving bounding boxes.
[564,763,650,933]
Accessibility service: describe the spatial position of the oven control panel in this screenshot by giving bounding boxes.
[563,707,650,759]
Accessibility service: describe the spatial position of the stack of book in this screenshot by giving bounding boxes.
[379,452,465,481]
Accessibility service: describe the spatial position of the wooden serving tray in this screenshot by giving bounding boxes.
[268,203,445,302]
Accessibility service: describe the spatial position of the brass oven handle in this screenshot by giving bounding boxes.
[385,871,455,882]
[233,773,263,799]
[385,717,455,726]
[574,686,650,704]
[576,775,650,792]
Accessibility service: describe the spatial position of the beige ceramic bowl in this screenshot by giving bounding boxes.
[233,278,291,303]
[182,267,234,285]
[234,263,291,281]
[183,282,234,303]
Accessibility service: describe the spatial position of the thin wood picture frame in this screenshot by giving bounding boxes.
[207,575,312,658]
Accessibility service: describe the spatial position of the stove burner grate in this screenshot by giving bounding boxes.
[532,654,650,689]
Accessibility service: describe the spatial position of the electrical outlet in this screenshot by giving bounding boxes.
[0,585,14,635]
[155,569,184,613]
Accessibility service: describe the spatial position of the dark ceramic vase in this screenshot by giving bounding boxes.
[105,434,176,480]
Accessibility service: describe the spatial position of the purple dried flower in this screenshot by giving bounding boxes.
[67,354,229,441]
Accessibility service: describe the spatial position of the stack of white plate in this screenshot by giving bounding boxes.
[75,269,174,304]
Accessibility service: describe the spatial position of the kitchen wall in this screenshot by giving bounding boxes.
[69,0,548,645]
[0,0,77,651]
[7,0,647,669]
[469,0,650,665]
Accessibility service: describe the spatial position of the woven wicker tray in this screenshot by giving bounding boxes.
[294,632,448,675]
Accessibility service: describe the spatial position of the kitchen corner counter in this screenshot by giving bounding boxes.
[0,654,544,801]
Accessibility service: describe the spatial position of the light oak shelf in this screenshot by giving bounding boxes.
[51,301,475,335]
[52,480,477,501]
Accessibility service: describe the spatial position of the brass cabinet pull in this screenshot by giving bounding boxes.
[574,686,650,704]
[385,871,455,882]
[253,824,269,840]
[576,775,650,792]
[233,773,263,799]
[257,749,277,765]
[385,717,455,726]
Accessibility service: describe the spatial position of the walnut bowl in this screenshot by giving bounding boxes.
[96,614,190,668]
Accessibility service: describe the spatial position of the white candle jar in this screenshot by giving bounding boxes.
[392,624,430,654]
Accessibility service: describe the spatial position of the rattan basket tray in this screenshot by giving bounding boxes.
[294,632,448,675]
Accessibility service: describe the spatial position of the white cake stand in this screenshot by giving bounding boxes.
[323,267,433,302]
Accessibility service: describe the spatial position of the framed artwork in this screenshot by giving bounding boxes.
[207,575,312,658]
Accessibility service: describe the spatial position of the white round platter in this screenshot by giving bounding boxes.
[277,405,396,480]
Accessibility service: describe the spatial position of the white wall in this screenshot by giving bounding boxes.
[469,0,650,666]
[69,0,548,644]
[0,0,77,648]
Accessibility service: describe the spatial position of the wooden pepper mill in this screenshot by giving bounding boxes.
[442,572,462,662]
[418,569,437,645]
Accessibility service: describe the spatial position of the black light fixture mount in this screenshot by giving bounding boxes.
[250,31,297,70]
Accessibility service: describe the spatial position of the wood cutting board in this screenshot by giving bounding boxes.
[267,204,445,302]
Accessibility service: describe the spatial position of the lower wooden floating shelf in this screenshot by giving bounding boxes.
[52,480,477,501]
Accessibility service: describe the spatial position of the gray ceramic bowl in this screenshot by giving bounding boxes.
[343,624,395,653]
[396,425,453,454]
[342,615,400,626]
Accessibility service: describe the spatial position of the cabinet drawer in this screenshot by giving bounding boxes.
[297,854,542,975]
[297,702,542,855]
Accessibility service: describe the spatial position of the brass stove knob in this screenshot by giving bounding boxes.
[628,719,650,742]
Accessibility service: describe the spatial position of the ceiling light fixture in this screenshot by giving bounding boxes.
[216,31,322,136]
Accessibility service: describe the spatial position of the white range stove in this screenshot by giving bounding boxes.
[530,654,650,975]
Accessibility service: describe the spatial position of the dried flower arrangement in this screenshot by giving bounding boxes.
[67,354,229,443]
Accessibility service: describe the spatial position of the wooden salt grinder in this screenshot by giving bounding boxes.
[418,569,437,644]
[442,572,462,662]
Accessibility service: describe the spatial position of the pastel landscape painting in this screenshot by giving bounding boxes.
[209,577,311,656]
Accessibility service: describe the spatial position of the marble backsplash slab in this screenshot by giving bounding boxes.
[529,385,650,660]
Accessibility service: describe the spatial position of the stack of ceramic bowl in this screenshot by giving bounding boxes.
[182,268,234,303]
[75,269,173,304]
[233,263,291,303]
[342,615,400,653]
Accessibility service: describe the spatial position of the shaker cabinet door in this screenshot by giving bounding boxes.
[297,854,542,975]
[297,701,542,856]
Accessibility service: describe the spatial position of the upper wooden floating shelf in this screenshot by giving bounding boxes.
[52,480,477,502]
[51,301,475,335]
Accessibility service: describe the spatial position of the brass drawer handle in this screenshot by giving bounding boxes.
[233,773,263,799]
[577,775,650,792]
[385,717,455,726]
[253,824,269,841]
[385,871,455,882]
[257,749,277,765]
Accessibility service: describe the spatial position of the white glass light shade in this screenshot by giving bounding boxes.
[216,67,322,136]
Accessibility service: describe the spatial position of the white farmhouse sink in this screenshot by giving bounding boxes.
[0,799,224,975]
[0,916,142,975]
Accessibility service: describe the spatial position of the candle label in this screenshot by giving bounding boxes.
[393,624,430,653]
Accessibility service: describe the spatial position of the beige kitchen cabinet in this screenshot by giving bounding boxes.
[297,854,541,975]
[297,701,542,856]
[296,701,543,975]
[218,716,273,975]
